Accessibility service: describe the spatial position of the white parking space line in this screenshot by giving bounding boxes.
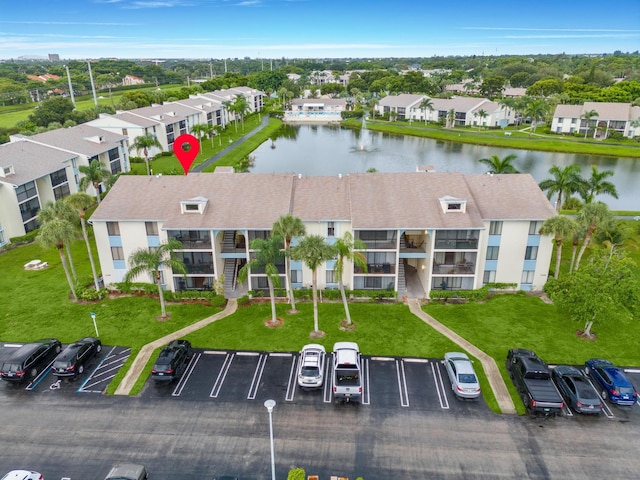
[236,351,260,356]
[323,359,333,403]
[561,403,574,417]
[77,346,121,393]
[431,362,450,410]
[403,358,429,363]
[361,358,370,405]
[285,354,298,402]
[247,354,268,400]
[371,356,394,361]
[396,360,409,407]
[270,352,293,357]
[203,350,227,355]
[624,369,640,374]
[210,353,234,398]
[584,377,615,418]
[2,343,22,348]
[172,352,201,397]
[25,359,56,391]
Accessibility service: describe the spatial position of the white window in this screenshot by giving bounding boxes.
[327,222,335,237]
[525,246,538,260]
[529,221,543,235]
[489,221,502,235]
[486,246,499,260]
[483,270,496,283]
[326,270,336,284]
[521,270,535,284]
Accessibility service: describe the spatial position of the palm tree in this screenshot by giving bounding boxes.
[79,159,111,204]
[573,202,612,271]
[66,192,100,290]
[190,123,209,152]
[523,98,549,135]
[540,215,579,279]
[213,124,224,146]
[37,199,78,281]
[581,165,619,204]
[223,100,238,133]
[538,164,586,211]
[37,217,78,301]
[291,235,335,337]
[580,109,598,139]
[129,133,162,177]
[446,108,456,128]
[334,232,367,326]
[238,235,284,326]
[478,154,519,174]
[271,214,306,313]
[368,97,379,119]
[124,239,186,318]
[475,109,488,131]
[419,97,434,125]
[232,95,250,131]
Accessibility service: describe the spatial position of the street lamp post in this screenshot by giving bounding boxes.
[90,312,99,337]
[264,399,276,480]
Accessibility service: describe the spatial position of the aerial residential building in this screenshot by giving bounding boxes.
[122,74,145,86]
[284,98,347,122]
[90,170,556,298]
[0,140,78,243]
[551,102,640,138]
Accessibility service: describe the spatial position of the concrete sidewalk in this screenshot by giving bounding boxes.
[408,299,516,414]
[114,299,238,396]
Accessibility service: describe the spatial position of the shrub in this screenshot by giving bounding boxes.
[76,285,110,302]
[287,468,305,480]
[237,294,251,307]
[129,156,144,164]
[9,229,39,245]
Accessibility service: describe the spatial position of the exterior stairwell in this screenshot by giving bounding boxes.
[397,260,406,294]
[223,258,236,295]
[222,231,236,251]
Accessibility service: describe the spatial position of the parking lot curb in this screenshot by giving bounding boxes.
[407,299,517,415]
[114,299,238,396]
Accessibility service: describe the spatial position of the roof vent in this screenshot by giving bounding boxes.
[0,164,15,177]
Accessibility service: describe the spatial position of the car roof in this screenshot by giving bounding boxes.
[1,471,40,480]
[301,343,325,353]
[555,365,582,376]
[57,343,85,360]
[105,463,146,479]
[333,341,359,352]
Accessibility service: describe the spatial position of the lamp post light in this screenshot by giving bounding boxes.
[264,399,276,480]
[90,312,99,337]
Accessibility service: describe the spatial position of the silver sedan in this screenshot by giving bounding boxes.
[444,352,481,399]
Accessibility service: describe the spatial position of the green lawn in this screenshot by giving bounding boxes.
[344,118,640,158]
[129,115,282,175]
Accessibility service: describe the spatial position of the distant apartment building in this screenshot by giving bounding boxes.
[123,75,145,86]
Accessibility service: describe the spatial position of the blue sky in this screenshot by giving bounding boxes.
[1,0,639,60]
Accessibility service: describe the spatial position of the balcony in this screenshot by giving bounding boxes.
[433,262,475,275]
[355,263,395,275]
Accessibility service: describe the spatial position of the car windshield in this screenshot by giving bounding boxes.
[459,373,477,384]
[301,366,319,376]
[53,361,71,369]
[153,363,170,371]
[619,386,636,395]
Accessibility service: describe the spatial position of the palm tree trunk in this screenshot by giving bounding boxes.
[144,154,151,176]
[267,278,278,324]
[65,241,77,280]
[80,217,100,290]
[311,270,319,333]
[59,246,77,301]
[554,242,563,279]
[156,271,166,317]
[569,239,579,274]
[574,229,595,271]
[285,244,297,312]
[93,181,102,204]
[583,318,594,337]
[339,278,352,325]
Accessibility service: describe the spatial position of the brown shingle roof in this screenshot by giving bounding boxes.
[291,175,351,221]
[464,173,556,220]
[0,140,77,186]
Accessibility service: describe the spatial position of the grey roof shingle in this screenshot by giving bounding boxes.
[26,124,126,156]
[0,140,77,186]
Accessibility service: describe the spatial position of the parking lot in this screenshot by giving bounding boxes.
[2,342,640,420]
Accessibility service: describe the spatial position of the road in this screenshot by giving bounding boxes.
[1,387,639,480]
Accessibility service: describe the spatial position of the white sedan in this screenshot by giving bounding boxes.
[297,344,326,389]
[444,352,481,399]
[1,471,43,480]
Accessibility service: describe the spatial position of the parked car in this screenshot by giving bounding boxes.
[332,342,362,403]
[443,352,481,399]
[551,365,603,414]
[1,471,43,480]
[0,338,61,383]
[506,349,564,415]
[52,337,102,378]
[585,358,638,406]
[297,344,326,389]
[104,464,147,480]
[151,340,192,383]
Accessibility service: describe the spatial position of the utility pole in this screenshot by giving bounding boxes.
[64,64,76,107]
[209,60,213,79]
[224,58,227,73]
[87,61,98,108]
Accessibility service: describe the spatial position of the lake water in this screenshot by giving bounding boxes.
[250,124,640,211]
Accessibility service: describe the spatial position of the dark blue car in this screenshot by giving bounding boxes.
[585,358,638,406]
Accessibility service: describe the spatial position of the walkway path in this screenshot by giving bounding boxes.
[114,299,238,396]
[192,115,270,172]
[407,299,516,414]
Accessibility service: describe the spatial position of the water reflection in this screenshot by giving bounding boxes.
[251,124,639,210]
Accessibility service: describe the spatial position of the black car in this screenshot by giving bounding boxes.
[151,340,192,383]
[52,337,102,378]
[0,338,61,382]
[552,365,603,414]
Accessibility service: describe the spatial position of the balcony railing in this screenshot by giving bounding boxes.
[433,262,475,275]
[355,263,395,274]
[434,239,478,250]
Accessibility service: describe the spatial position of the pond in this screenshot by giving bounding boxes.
[250,124,640,211]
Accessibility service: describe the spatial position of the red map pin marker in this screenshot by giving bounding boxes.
[173,133,200,175]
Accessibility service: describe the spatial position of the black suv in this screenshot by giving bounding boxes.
[151,340,192,383]
[52,337,102,378]
[0,338,62,382]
